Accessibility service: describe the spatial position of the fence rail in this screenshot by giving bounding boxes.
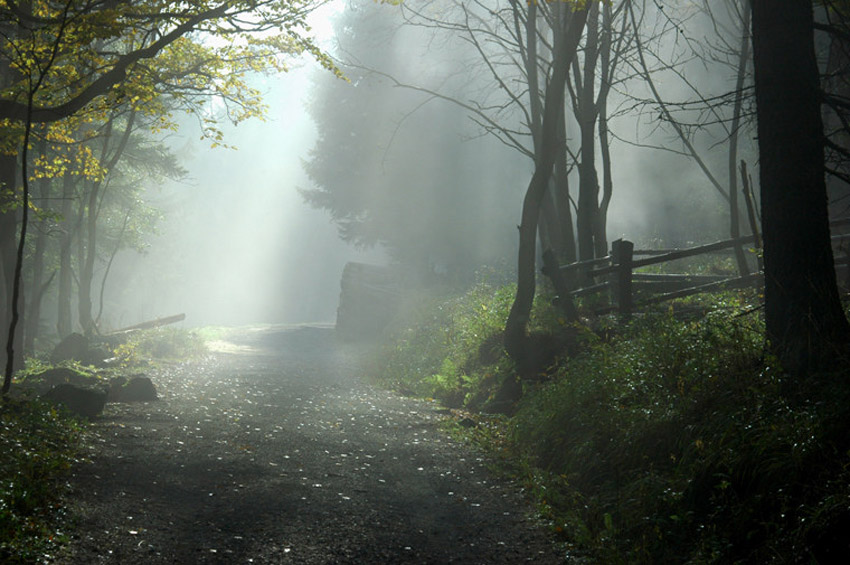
[542,218,850,317]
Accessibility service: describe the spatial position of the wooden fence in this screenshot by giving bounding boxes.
[542,218,850,317]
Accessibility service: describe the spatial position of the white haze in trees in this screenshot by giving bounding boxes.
[99,2,385,329]
[96,0,758,330]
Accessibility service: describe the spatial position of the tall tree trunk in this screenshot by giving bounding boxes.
[505,4,589,362]
[0,153,22,375]
[729,3,751,277]
[595,0,615,259]
[555,107,577,265]
[751,0,850,374]
[4,87,36,393]
[78,178,100,335]
[77,111,134,336]
[25,235,46,353]
[521,0,564,261]
[57,172,75,338]
[576,1,601,262]
[24,173,50,355]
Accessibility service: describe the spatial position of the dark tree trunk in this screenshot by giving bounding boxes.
[57,172,75,338]
[595,0,616,260]
[0,153,23,375]
[555,108,577,266]
[24,201,48,354]
[505,4,588,362]
[751,0,850,374]
[576,2,601,263]
[78,178,100,336]
[24,138,50,354]
[729,5,751,277]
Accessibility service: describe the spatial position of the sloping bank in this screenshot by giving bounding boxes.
[363,282,850,563]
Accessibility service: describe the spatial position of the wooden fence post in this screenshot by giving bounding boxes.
[611,239,634,316]
[542,249,579,322]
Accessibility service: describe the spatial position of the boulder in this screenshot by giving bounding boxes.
[106,376,127,402]
[41,384,107,418]
[50,332,111,366]
[50,332,89,364]
[112,376,158,402]
[21,367,95,395]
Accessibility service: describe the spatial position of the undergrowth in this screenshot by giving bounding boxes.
[0,399,84,563]
[368,282,561,408]
[110,326,207,368]
[372,282,850,563]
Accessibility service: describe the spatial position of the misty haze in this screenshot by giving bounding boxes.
[1,1,849,563]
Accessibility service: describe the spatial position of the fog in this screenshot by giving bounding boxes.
[92,0,755,331]
[99,4,386,329]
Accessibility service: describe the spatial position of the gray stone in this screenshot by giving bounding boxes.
[115,376,158,402]
[41,384,107,418]
[50,332,89,364]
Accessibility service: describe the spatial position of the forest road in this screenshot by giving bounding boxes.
[55,325,564,564]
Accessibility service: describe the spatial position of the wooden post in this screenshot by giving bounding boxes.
[542,249,579,322]
[740,160,763,271]
[611,239,634,317]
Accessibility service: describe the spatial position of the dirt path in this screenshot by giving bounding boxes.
[55,325,563,564]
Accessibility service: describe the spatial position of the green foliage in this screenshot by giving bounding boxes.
[512,308,768,560]
[508,306,850,562]
[372,280,850,562]
[0,399,83,563]
[111,327,207,368]
[370,283,530,407]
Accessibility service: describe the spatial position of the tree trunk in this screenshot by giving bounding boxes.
[595,0,615,260]
[57,172,75,338]
[729,3,751,277]
[24,138,50,354]
[576,2,601,263]
[0,153,23,375]
[505,4,589,362]
[554,107,577,266]
[751,0,850,374]
[78,178,100,335]
[24,203,48,355]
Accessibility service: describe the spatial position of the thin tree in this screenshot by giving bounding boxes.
[3,4,72,394]
[504,3,589,362]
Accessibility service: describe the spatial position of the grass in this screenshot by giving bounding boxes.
[370,280,850,563]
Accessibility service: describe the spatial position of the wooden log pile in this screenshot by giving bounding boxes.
[336,262,402,340]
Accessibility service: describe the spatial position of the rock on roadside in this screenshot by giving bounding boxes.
[41,384,107,419]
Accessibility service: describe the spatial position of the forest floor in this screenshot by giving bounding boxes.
[53,325,562,564]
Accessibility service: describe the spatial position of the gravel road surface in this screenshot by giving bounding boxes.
[55,325,563,564]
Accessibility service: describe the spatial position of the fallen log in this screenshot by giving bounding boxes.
[110,313,186,334]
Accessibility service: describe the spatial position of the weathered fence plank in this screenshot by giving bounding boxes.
[542,218,850,317]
